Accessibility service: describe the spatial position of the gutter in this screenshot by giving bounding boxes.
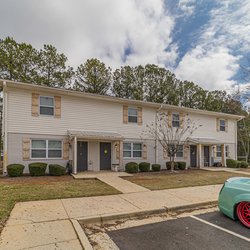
[2,81,7,175]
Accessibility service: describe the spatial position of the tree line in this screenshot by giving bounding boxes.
[0,37,244,115]
[1,37,250,160]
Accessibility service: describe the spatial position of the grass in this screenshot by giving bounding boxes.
[123,169,250,191]
[0,175,120,233]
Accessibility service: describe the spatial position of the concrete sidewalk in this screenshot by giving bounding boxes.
[0,184,222,249]
[72,171,150,193]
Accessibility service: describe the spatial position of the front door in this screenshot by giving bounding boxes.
[204,146,210,167]
[100,142,111,170]
[77,141,88,172]
[190,145,197,167]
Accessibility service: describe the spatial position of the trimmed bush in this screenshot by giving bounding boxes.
[7,164,25,177]
[239,161,248,168]
[139,162,150,172]
[125,162,139,173]
[151,164,161,172]
[49,164,66,176]
[177,162,186,170]
[236,161,242,168]
[166,161,178,170]
[226,159,238,168]
[29,162,47,176]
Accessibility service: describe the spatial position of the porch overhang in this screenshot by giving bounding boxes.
[67,129,124,141]
[188,137,226,145]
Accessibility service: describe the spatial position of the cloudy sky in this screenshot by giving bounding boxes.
[0,0,250,91]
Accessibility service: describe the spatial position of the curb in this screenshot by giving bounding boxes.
[78,200,218,225]
[71,219,93,250]
[167,200,218,214]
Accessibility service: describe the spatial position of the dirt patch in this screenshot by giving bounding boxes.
[0,175,74,184]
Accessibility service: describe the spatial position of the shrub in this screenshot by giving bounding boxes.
[7,164,25,177]
[139,162,150,172]
[177,162,186,170]
[125,162,139,173]
[166,161,178,170]
[49,164,66,176]
[226,159,238,168]
[151,164,161,172]
[29,162,47,176]
[236,161,242,168]
[239,161,248,168]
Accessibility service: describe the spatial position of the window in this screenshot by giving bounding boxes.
[225,145,229,157]
[219,119,226,131]
[128,108,138,123]
[172,113,180,127]
[123,142,142,158]
[216,146,222,157]
[31,139,62,158]
[176,145,184,158]
[40,96,54,115]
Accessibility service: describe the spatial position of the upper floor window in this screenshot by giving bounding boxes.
[172,113,180,127]
[40,96,54,115]
[31,139,62,159]
[219,119,226,131]
[128,107,138,123]
[123,142,142,158]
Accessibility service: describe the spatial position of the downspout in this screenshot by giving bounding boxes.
[236,116,244,162]
[155,104,163,164]
[2,81,8,175]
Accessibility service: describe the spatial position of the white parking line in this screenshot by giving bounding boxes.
[190,215,250,242]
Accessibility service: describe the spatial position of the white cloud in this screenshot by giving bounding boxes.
[175,0,250,90]
[0,0,177,69]
[175,46,239,90]
[178,0,196,17]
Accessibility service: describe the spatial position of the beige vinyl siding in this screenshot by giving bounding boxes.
[7,88,155,139]
[8,133,68,173]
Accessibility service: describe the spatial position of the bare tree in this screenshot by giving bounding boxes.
[143,111,202,171]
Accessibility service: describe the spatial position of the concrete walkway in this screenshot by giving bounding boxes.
[202,167,250,176]
[0,184,222,250]
[72,171,150,193]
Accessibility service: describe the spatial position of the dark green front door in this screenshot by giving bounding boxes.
[100,142,111,170]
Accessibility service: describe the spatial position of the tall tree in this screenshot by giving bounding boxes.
[112,65,144,100]
[75,58,111,95]
[0,37,37,82]
[144,64,179,105]
[36,44,74,88]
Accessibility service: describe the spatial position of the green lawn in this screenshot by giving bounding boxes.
[0,175,120,233]
[123,169,250,191]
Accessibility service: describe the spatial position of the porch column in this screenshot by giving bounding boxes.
[198,144,202,168]
[119,140,123,168]
[221,144,226,167]
[73,136,77,174]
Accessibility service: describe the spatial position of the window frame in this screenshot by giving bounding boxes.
[225,145,229,157]
[216,145,222,157]
[176,145,184,158]
[172,113,180,128]
[39,96,55,116]
[123,142,142,158]
[128,107,138,123]
[31,139,63,159]
[219,119,226,132]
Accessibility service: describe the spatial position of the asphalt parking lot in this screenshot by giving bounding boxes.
[108,211,250,250]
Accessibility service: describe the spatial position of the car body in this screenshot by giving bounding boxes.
[218,177,250,228]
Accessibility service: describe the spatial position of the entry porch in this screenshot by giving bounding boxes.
[189,138,228,168]
[68,130,124,174]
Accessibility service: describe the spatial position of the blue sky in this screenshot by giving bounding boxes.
[0,0,250,91]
